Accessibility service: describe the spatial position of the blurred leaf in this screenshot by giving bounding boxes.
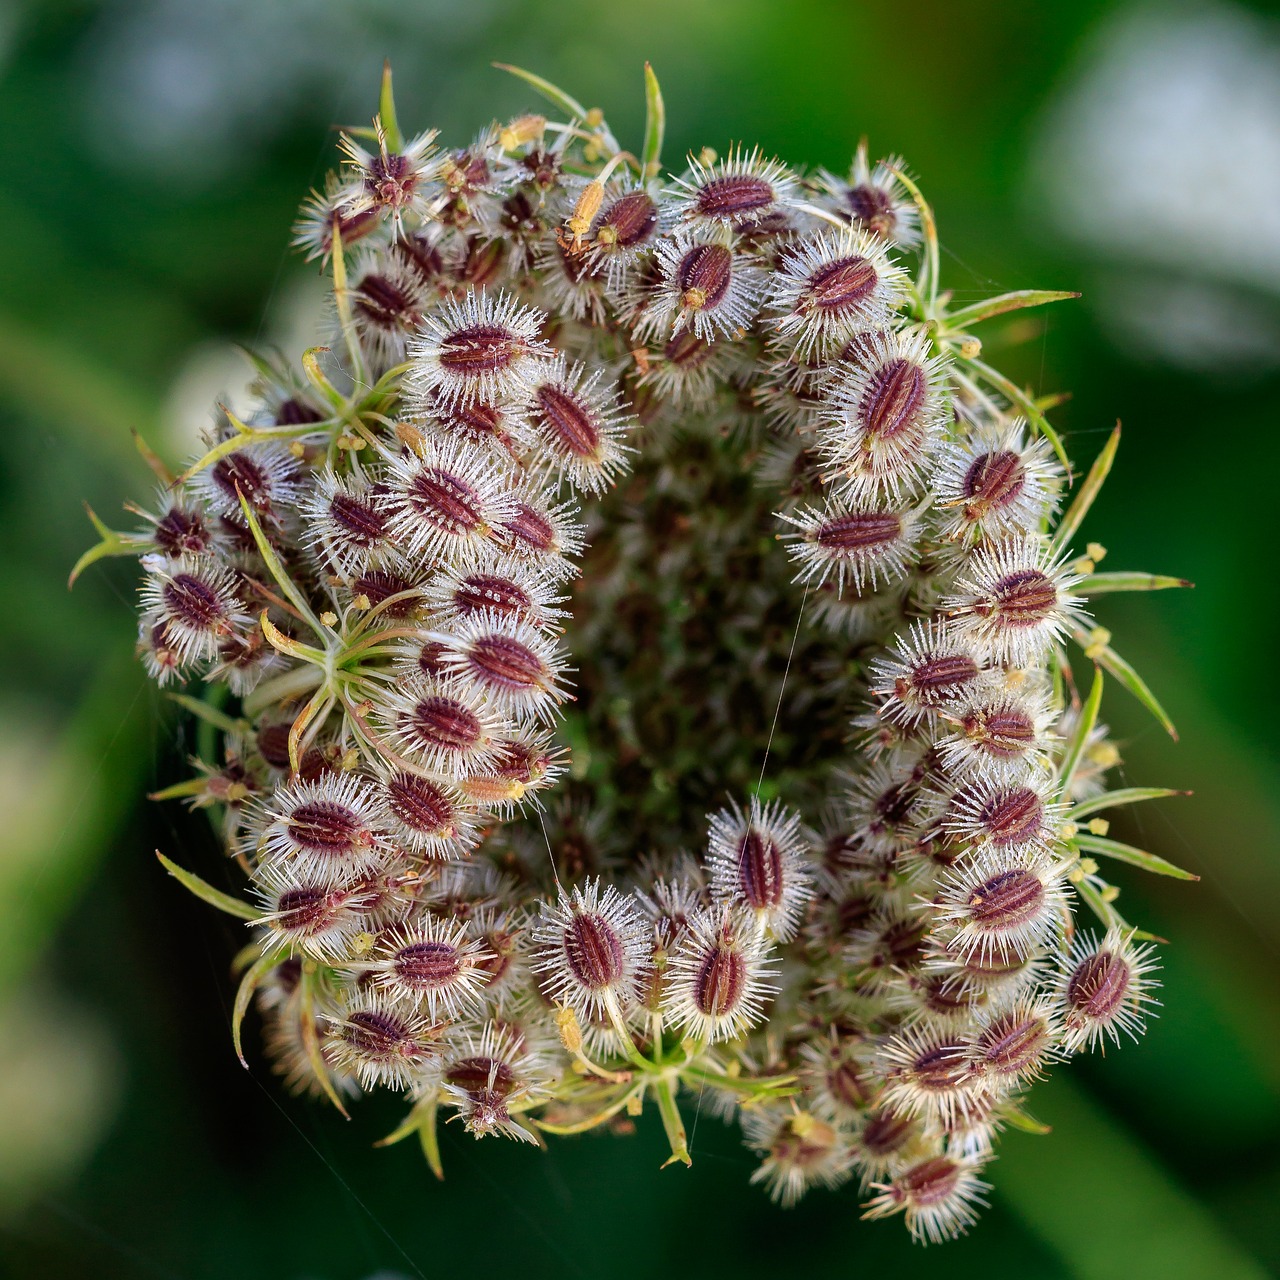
[155,851,257,921]
[945,288,1079,328]
[1054,423,1120,554]
[998,1076,1268,1279]
[1057,662,1102,798]
[641,62,665,177]
[0,643,152,992]
[1070,786,1187,821]
[1076,833,1199,881]
[1077,571,1193,594]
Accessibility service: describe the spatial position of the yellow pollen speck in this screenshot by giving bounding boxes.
[320,610,339,626]
[1084,626,1112,660]
[1087,818,1110,836]
[1087,542,1107,563]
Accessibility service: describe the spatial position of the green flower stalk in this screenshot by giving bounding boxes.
[77,62,1196,1243]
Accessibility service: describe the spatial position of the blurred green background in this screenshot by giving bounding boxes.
[1,0,1277,1276]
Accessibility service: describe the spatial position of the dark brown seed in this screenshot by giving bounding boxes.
[256,723,293,770]
[598,190,658,247]
[535,384,601,459]
[353,570,417,617]
[322,205,380,255]
[827,1059,873,1109]
[564,912,625,990]
[460,240,506,287]
[920,974,977,1018]
[406,696,483,754]
[503,502,556,554]
[663,330,717,368]
[386,772,455,835]
[154,507,210,556]
[694,941,746,1016]
[275,397,325,426]
[365,152,414,203]
[978,1010,1050,1075]
[964,706,1037,758]
[555,238,600,284]
[475,931,516,984]
[1067,950,1130,1019]
[861,1109,915,1157]
[286,800,366,853]
[677,244,733,309]
[900,1156,961,1205]
[408,467,483,531]
[737,829,785,910]
[455,573,532,618]
[446,1055,515,1096]
[329,492,386,545]
[836,894,874,935]
[967,867,1045,929]
[469,635,547,691]
[344,1009,411,1055]
[394,941,464,989]
[211,452,270,505]
[909,652,980,696]
[355,273,417,327]
[163,573,226,630]
[806,256,878,312]
[696,174,774,218]
[438,324,520,374]
[991,569,1058,623]
[978,787,1045,845]
[417,641,449,676]
[846,183,896,236]
[491,737,550,784]
[873,782,917,829]
[395,233,444,282]
[860,357,927,439]
[274,957,303,994]
[910,1042,969,1090]
[963,952,1035,980]
[879,916,928,968]
[277,887,338,933]
[297,747,335,783]
[963,450,1026,512]
[815,510,902,550]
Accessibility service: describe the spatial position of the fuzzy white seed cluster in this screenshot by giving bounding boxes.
[82,67,1189,1244]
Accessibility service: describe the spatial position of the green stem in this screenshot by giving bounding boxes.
[243,663,326,717]
[653,1076,690,1167]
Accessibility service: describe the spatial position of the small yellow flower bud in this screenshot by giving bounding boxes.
[1084,626,1112,659]
[499,114,545,150]
[555,1004,584,1055]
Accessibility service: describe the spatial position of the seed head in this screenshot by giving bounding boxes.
[706,797,813,941]
[863,1154,990,1244]
[532,878,649,1019]
[1057,927,1161,1053]
[662,906,778,1043]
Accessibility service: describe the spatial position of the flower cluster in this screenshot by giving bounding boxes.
[79,65,1192,1243]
